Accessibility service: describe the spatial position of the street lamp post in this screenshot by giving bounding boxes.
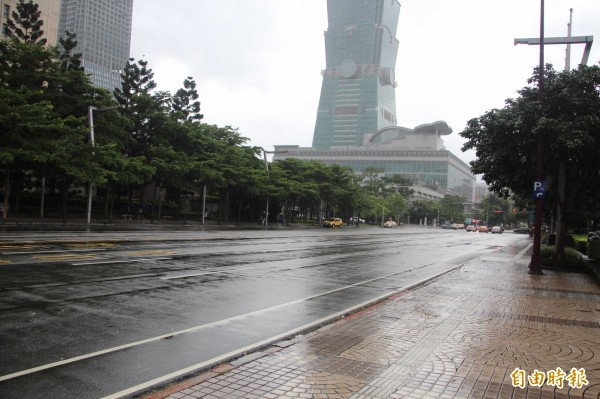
[262,150,287,227]
[87,105,123,224]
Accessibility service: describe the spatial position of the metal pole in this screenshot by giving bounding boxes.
[86,106,95,225]
[202,184,206,225]
[264,151,269,227]
[86,105,122,225]
[529,0,545,274]
[565,8,573,71]
[261,150,288,227]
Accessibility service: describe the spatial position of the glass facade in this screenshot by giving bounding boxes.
[312,0,401,149]
[58,0,133,91]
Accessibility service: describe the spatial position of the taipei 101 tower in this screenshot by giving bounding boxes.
[312,0,401,149]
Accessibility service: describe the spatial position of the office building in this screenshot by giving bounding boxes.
[1,0,61,45]
[58,0,133,91]
[275,121,475,201]
[313,0,400,148]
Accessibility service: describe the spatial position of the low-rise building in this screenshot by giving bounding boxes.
[274,121,476,203]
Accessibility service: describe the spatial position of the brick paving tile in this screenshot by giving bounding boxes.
[157,240,600,399]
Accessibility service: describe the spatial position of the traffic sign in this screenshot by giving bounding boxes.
[532,181,546,199]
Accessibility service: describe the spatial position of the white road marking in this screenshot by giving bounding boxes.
[3,249,108,255]
[0,262,436,384]
[101,266,459,399]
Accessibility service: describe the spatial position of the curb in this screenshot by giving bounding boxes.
[126,264,465,399]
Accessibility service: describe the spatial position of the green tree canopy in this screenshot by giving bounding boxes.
[461,64,600,255]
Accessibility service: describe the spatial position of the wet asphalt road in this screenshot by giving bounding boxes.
[0,226,525,398]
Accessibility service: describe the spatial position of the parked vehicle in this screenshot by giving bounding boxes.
[383,219,398,228]
[491,226,503,234]
[323,218,343,228]
[348,217,365,224]
[441,223,457,230]
[514,227,530,234]
[588,231,600,241]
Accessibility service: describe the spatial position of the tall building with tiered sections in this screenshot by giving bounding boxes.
[275,0,475,202]
[313,0,400,149]
[58,0,133,91]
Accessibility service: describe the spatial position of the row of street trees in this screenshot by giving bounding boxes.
[461,64,600,258]
[1,1,472,225]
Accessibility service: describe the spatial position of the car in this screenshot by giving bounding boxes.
[514,227,530,234]
[383,219,398,228]
[348,217,365,224]
[323,217,343,228]
[478,225,489,233]
[466,225,476,232]
[441,223,457,230]
[491,226,503,234]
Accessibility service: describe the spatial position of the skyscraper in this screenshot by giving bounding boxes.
[275,0,475,202]
[58,0,133,91]
[312,0,400,149]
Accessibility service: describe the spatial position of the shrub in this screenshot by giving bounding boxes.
[540,245,584,269]
[589,241,600,261]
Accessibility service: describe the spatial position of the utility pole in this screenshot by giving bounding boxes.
[514,6,593,273]
[565,8,573,71]
[530,0,545,274]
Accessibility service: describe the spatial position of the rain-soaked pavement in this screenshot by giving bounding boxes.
[145,238,600,399]
[0,226,528,398]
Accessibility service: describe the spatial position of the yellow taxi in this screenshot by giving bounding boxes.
[323,218,343,228]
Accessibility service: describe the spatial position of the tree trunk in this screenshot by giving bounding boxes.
[61,178,68,224]
[224,192,229,222]
[2,168,11,224]
[109,190,115,223]
[555,162,567,260]
[104,182,111,222]
[40,176,46,219]
[150,183,157,224]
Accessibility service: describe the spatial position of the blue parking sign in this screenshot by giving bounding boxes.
[532,181,546,199]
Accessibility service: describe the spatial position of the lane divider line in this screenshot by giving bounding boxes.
[101,264,461,399]
[0,262,437,384]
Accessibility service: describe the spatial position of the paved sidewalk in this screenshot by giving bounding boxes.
[141,242,600,399]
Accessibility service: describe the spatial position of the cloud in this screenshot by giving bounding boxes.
[130,0,600,164]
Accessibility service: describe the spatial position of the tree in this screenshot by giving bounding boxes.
[57,31,83,71]
[0,87,67,222]
[479,194,511,226]
[461,64,600,259]
[439,194,465,224]
[4,0,46,44]
[0,1,86,222]
[172,77,203,122]
[385,193,408,224]
[410,200,439,225]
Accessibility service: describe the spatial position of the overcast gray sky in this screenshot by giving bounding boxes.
[130,1,600,164]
